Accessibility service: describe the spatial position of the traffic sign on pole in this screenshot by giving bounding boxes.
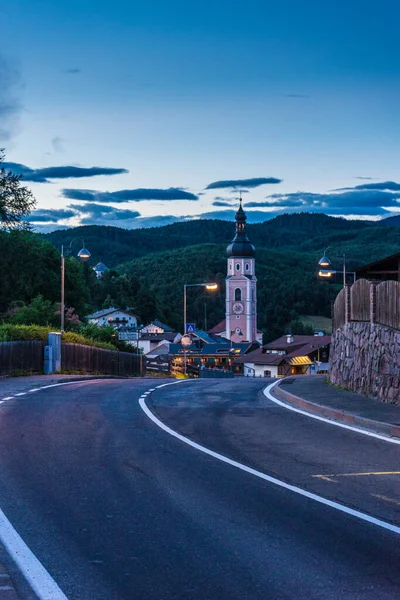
[185,323,196,334]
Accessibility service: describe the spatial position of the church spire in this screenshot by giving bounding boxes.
[226,196,255,257]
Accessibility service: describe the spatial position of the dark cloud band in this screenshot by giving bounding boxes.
[62,187,199,202]
[206,177,282,190]
[2,162,128,183]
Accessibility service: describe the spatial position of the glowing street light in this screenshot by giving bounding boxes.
[183,282,218,374]
[317,248,355,287]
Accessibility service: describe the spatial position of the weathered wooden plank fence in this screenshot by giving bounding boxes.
[333,287,346,330]
[0,341,143,376]
[62,343,143,376]
[350,278,370,322]
[0,340,45,375]
[333,278,400,331]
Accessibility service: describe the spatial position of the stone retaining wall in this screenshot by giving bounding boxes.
[329,322,400,404]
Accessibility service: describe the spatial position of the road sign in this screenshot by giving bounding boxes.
[118,331,139,341]
[185,323,196,334]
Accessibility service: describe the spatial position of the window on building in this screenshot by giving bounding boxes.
[245,263,249,271]
[236,263,240,271]
[235,288,241,301]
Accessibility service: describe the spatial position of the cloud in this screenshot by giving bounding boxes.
[65,68,81,74]
[195,210,274,223]
[286,94,309,98]
[343,181,400,192]
[61,187,199,202]
[129,215,184,229]
[205,177,282,190]
[51,136,65,153]
[354,176,375,180]
[28,208,76,223]
[68,203,141,223]
[264,189,400,216]
[212,201,234,207]
[2,162,128,183]
[0,56,22,140]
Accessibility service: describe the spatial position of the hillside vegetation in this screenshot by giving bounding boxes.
[1,212,398,342]
[44,213,378,267]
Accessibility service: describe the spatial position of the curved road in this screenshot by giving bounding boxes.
[0,378,399,599]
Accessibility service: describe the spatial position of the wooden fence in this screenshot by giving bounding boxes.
[376,281,400,330]
[333,278,400,331]
[0,340,45,375]
[0,341,143,376]
[62,343,143,376]
[333,288,346,330]
[350,278,370,322]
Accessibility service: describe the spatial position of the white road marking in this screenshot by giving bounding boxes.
[263,380,400,445]
[0,507,67,600]
[139,380,400,536]
[29,388,40,392]
[14,392,26,397]
[0,377,153,600]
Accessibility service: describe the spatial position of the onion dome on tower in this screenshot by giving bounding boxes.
[226,198,255,258]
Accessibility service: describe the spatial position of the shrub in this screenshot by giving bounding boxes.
[0,324,134,352]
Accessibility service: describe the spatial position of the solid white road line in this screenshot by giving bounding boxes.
[14,392,26,397]
[263,380,400,445]
[139,380,400,536]
[0,397,14,401]
[0,507,67,600]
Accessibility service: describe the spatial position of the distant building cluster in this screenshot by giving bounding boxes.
[85,204,332,376]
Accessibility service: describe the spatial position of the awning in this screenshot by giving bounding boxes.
[287,356,313,366]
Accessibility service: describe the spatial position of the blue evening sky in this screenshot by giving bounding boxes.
[1,0,399,230]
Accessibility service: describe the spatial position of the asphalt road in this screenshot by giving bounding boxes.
[0,378,399,599]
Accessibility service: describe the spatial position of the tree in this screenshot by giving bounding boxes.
[0,149,36,228]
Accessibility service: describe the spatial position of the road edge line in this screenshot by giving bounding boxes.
[0,508,67,600]
[139,381,400,537]
[264,380,400,445]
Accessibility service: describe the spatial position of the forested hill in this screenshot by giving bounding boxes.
[3,212,400,342]
[44,212,376,268]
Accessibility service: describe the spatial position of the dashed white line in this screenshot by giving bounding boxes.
[14,392,26,397]
[263,380,400,445]
[139,380,400,537]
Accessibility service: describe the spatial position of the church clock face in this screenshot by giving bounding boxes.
[232,301,244,315]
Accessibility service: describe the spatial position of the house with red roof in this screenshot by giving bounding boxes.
[234,333,331,378]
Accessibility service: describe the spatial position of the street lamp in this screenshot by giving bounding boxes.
[61,239,91,333]
[183,282,218,374]
[317,248,356,287]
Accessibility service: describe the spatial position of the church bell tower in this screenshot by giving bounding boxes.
[225,199,257,343]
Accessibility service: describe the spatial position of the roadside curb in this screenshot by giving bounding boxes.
[274,380,400,440]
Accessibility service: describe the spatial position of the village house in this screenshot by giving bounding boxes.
[86,307,138,328]
[169,330,258,373]
[235,333,331,377]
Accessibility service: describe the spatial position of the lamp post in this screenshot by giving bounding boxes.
[318,248,356,287]
[183,282,218,374]
[61,239,91,333]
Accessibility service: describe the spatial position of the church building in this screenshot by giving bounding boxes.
[208,200,262,344]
